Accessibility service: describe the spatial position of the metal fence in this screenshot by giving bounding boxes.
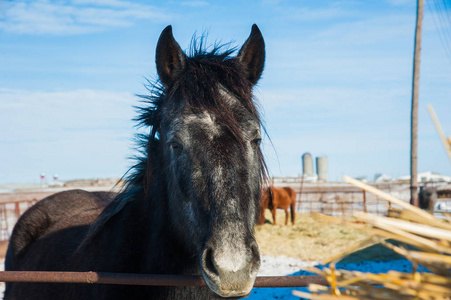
[0,271,329,287]
[293,183,410,216]
[0,200,36,241]
[296,189,392,216]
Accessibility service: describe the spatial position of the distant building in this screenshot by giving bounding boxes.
[398,171,451,183]
[301,173,318,182]
[355,176,368,182]
[374,174,394,183]
[374,173,382,182]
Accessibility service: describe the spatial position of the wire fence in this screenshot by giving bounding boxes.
[268,181,412,217]
[0,200,36,241]
[295,188,399,216]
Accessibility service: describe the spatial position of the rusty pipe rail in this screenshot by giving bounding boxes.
[0,271,329,287]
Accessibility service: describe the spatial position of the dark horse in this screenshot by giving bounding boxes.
[258,187,296,226]
[5,25,266,299]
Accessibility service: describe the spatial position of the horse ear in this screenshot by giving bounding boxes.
[237,24,265,85]
[156,25,186,87]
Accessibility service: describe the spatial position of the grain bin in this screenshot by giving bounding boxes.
[302,153,313,176]
[316,156,327,182]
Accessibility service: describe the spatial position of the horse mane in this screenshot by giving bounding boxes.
[77,37,267,251]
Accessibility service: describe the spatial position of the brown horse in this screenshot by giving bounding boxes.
[258,186,296,225]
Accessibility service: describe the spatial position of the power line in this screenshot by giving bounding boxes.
[427,0,451,63]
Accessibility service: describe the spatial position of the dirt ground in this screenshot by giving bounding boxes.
[255,211,371,261]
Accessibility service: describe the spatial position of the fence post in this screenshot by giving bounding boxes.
[15,203,20,219]
[0,204,9,240]
[298,173,304,212]
[362,190,367,213]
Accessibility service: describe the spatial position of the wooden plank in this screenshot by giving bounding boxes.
[427,105,451,163]
[343,175,435,220]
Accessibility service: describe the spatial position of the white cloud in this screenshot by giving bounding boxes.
[0,88,136,142]
[0,88,141,182]
[0,0,172,35]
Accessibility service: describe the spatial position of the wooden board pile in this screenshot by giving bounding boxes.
[294,176,451,300]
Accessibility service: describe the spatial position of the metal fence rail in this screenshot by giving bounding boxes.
[0,271,329,287]
[294,183,410,216]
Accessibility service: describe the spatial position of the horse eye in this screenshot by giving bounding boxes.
[252,138,262,146]
[168,141,183,152]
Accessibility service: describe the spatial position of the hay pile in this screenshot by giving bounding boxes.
[294,176,451,300]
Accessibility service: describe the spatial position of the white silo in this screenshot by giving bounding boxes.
[316,156,327,182]
[302,153,313,176]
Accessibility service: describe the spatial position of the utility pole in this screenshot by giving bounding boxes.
[410,0,424,207]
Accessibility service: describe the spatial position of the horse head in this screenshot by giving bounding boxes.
[153,25,265,298]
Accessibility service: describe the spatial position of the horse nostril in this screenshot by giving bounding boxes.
[203,247,219,277]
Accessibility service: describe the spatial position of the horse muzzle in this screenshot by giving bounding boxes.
[200,238,261,298]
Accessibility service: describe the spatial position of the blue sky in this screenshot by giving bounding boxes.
[1,0,450,183]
